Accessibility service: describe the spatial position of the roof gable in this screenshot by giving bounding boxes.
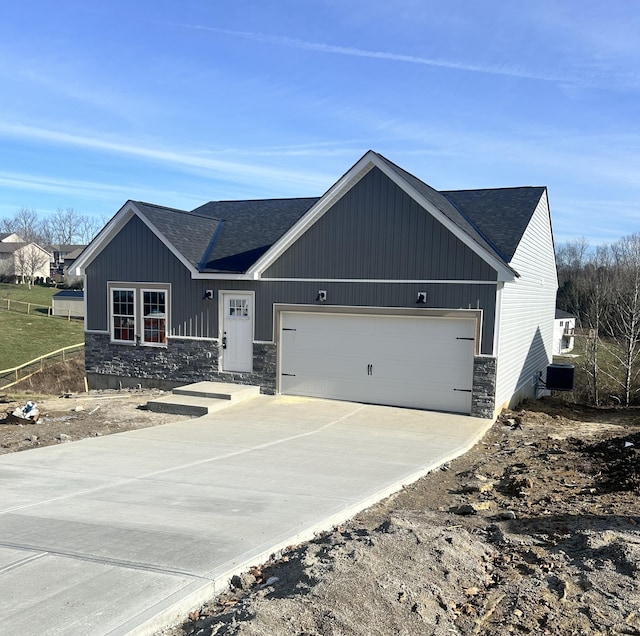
[263,166,498,282]
[249,151,536,280]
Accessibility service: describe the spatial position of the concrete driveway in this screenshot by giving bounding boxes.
[0,395,492,636]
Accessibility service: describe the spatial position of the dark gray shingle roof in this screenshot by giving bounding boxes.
[133,202,224,270]
[53,290,84,299]
[555,309,574,319]
[192,198,319,272]
[442,187,546,262]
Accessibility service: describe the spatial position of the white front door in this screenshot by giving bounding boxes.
[221,292,254,372]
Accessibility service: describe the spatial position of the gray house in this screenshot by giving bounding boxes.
[74,151,558,418]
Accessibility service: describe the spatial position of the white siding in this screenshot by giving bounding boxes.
[52,298,84,318]
[495,192,558,410]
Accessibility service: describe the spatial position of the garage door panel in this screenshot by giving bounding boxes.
[280,312,475,414]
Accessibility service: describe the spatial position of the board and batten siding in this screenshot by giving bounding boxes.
[86,199,499,352]
[85,215,217,337]
[264,167,498,282]
[494,191,557,410]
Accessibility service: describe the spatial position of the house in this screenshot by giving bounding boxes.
[49,244,86,281]
[554,309,575,355]
[0,232,21,243]
[73,151,558,419]
[52,290,84,318]
[0,234,52,283]
[61,246,85,287]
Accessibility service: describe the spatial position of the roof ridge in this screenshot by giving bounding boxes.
[442,186,546,194]
[134,201,224,223]
[211,196,319,204]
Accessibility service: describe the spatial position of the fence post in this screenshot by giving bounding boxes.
[27,303,30,315]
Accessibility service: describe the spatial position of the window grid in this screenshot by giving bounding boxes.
[112,289,135,342]
[109,286,169,346]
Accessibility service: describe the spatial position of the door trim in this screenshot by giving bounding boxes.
[219,290,255,373]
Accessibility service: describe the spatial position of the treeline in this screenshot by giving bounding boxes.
[556,233,640,407]
[0,207,102,245]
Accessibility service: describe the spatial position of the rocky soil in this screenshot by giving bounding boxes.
[162,399,640,636]
[0,388,190,453]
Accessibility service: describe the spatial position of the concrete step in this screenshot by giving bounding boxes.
[146,382,260,416]
[172,381,260,402]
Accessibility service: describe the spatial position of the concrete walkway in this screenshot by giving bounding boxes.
[0,395,493,636]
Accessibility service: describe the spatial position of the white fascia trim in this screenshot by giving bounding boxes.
[191,272,252,280]
[85,329,109,334]
[261,277,498,285]
[73,201,200,278]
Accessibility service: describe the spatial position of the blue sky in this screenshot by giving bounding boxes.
[0,1,638,245]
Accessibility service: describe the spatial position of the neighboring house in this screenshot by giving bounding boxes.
[50,244,86,276]
[62,246,86,287]
[0,232,21,243]
[0,235,52,283]
[74,151,558,419]
[52,290,84,318]
[554,309,576,355]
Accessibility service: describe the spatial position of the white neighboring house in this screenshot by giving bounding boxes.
[0,233,52,283]
[554,309,576,355]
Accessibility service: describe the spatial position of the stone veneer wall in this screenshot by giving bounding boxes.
[471,355,497,419]
[84,332,276,393]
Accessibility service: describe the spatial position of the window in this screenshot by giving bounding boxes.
[112,289,135,343]
[142,290,167,344]
[110,284,169,346]
[229,298,249,318]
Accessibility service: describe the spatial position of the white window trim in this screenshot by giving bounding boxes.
[108,282,170,347]
[110,287,136,345]
[141,287,169,347]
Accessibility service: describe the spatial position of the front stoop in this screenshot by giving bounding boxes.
[146,381,260,416]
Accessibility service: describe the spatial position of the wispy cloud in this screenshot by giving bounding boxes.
[180,25,591,86]
[0,123,335,191]
[0,170,205,207]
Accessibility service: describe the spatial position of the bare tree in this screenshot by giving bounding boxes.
[556,237,591,328]
[77,213,101,244]
[601,234,640,406]
[52,207,81,245]
[5,208,42,243]
[580,245,613,406]
[38,216,57,246]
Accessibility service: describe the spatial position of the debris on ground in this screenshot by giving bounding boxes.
[0,388,190,452]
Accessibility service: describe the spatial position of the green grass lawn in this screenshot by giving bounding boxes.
[0,282,59,307]
[0,310,84,371]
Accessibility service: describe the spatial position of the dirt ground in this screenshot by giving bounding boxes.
[0,388,190,453]
[1,384,639,635]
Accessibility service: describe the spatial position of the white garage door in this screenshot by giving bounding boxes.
[279,311,476,414]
